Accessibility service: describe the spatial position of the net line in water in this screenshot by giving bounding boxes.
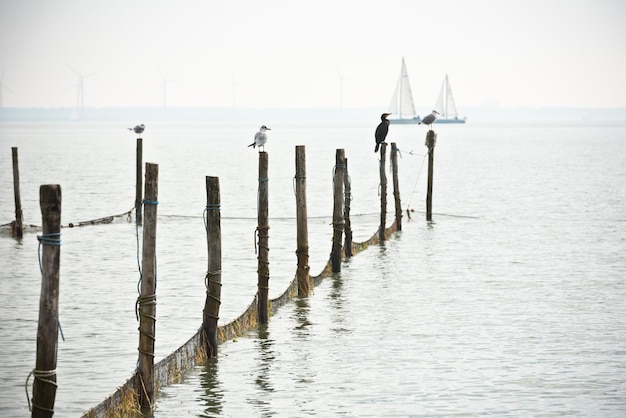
[81,220,399,418]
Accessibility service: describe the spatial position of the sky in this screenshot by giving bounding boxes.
[1,0,625,110]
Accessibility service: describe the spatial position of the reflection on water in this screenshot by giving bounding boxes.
[251,325,274,413]
[198,359,222,417]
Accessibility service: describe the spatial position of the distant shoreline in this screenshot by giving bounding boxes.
[1,106,625,123]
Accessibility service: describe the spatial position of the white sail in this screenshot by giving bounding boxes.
[388,58,418,120]
[435,74,459,119]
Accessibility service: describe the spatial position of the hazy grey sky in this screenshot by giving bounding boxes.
[1,0,625,109]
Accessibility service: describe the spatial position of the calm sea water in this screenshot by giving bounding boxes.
[1,119,625,416]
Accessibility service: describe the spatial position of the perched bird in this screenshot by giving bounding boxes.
[248,125,271,151]
[374,113,391,152]
[128,124,145,135]
[419,110,439,128]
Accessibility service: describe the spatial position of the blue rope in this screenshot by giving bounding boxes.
[36,232,65,342]
[203,204,221,229]
[258,177,269,183]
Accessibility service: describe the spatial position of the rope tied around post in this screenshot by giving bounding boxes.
[25,368,57,413]
[135,293,157,322]
[204,270,223,317]
[254,225,270,255]
[37,232,65,343]
[203,204,221,229]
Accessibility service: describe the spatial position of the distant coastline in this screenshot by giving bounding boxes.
[1,106,625,123]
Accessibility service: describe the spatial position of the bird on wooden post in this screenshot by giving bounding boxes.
[375,113,391,152]
[419,110,439,130]
[128,123,145,137]
[249,125,271,152]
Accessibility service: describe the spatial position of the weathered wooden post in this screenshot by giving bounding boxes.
[343,158,353,257]
[378,142,388,242]
[31,184,61,417]
[203,176,222,357]
[12,147,24,238]
[137,162,158,410]
[425,131,436,221]
[330,148,345,272]
[390,142,402,231]
[295,146,310,297]
[257,152,270,324]
[11,147,24,238]
[135,137,143,225]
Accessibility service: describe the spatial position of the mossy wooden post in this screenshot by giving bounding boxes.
[390,142,402,231]
[257,152,270,324]
[11,147,24,238]
[203,176,222,357]
[32,184,61,418]
[426,130,436,221]
[137,162,158,411]
[295,146,310,297]
[330,148,345,272]
[343,157,353,257]
[378,142,388,242]
[135,137,143,225]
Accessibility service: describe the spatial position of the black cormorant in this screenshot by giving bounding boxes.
[375,113,391,152]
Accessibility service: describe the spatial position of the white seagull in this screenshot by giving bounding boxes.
[128,124,145,135]
[248,125,271,151]
[419,110,439,128]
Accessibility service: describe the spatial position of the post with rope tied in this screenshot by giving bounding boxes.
[135,137,143,225]
[378,142,388,242]
[343,157,353,258]
[31,184,61,418]
[330,148,345,272]
[425,131,436,221]
[203,176,222,357]
[295,146,310,297]
[257,152,270,324]
[390,143,402,231]
[137,162,158,411]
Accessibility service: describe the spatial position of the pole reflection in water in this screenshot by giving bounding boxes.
[198,358,223,416]
[251,325,275,413]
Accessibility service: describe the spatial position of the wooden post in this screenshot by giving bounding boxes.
[343,158,353,257]
[426,130,436,221]
[32,184,61,418]
[12,147,24,238]
[295,146,310,297]
[378,142,388,242]
[137,162,158,410]
[135,137,143,225]
[203,176,222,357]
[257,152,270,324]
[330,149,345,272]
[391,142,402,231]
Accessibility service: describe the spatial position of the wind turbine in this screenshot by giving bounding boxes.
[68,66,96,119]
[335,63,345,109]
[0,66,14,114]
[230,67,237,108]
[157,69,178,108]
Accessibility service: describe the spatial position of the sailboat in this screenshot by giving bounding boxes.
[434,74,466,124]
[387,58,421,124]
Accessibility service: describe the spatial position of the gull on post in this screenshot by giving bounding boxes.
[128,124,145,137]
[248,125,271,152]
[419,110,439,129]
